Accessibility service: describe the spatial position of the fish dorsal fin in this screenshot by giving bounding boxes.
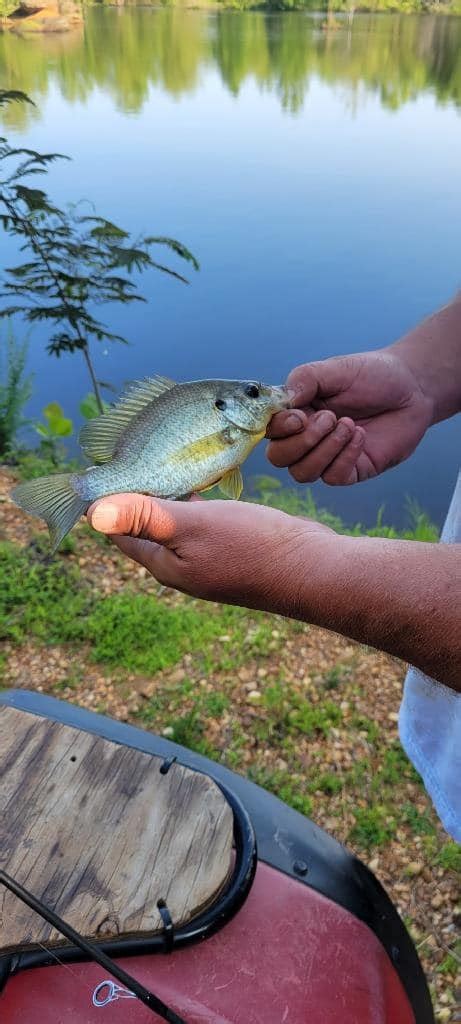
[219,467,243,500]
[79,375,176,463]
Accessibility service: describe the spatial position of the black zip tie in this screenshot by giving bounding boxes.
[157,899,174,952]
[0,869,187,1024]
[159,756,177,776]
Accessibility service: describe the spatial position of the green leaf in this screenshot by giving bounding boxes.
[149,261,189,285]
[14,185,59,214]
[80,392,109,419]
[87,218,129,240]
[144,236,200,271]
[43,402,73,437]
[0,90,35,108]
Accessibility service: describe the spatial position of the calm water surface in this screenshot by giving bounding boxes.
[1,9,460,525]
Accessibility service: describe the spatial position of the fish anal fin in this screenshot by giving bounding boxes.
[78,375,176,463]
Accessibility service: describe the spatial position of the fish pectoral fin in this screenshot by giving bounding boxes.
[219,467,243,500]
[79,374,176,463]
[221,425,240,445]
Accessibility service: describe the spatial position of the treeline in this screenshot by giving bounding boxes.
[1,9,460,117]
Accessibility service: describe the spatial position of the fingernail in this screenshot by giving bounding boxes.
[335,422,352,442]
[90,502,119,532]
[316,411,336,431]
[284,413,304,433]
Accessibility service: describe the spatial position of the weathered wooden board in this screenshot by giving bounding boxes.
[0,706,233,953]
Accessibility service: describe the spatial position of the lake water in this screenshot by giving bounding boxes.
[1,8,460,527]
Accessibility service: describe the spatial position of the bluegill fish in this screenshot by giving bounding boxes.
[12,375,291,552]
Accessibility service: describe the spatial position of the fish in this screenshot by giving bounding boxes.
[12,375,291,553]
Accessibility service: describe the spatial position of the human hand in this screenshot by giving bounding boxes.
[267,348,434,485]
[87,493,334,613]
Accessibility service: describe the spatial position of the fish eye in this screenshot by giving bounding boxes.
[215,398,226,410]
[245,384,260,399]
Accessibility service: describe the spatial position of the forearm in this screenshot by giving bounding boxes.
[391,292,461,424]
[291,534,461,691]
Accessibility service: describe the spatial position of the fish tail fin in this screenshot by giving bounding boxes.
[12,474,88,553]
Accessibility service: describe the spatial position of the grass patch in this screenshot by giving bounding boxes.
[136,683,230,758]
[0,540,90,644]
[323,663,352,690]
[402,803,436,836]
[436,940,461,975]
[11,448,81,482]
[0,536,275,681]
[201,692,230,716]
[311,771,343,796]
[86,594,259,674]
[436,842,461,873]
[288,700,342,737]
[349,805,397,850]
[349,713,380,744]
[247,478,439,542]
[262,682,342,738]
[248,765,313,817]
[164,709,217,757]
[347,758,372,786]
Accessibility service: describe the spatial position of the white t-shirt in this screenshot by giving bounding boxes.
[399,472,461,841]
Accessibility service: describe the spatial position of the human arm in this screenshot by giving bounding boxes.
[267,293,461,485]
[88,495,461,692]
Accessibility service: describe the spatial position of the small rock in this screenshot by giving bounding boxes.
[406,861,424,877]
[168,668,185,685]
[162,726,174,738]
[431,894,444,910]
[387,712,399,723]
[140,682,156,699]
[247,690,262,704]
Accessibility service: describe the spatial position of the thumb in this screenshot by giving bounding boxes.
[288,356,352,408]
[286,364,321,408]
[87,492,184,545]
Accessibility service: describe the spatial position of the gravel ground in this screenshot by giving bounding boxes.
[0,467,459,1021]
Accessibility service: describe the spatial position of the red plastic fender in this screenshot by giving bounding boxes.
[0,862,415,1023]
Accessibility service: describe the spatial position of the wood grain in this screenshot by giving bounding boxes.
[0,706,233,953]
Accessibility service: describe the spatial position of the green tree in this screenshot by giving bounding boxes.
[0,324,32,457]
[0,0,17,20]
[0,90,198,411]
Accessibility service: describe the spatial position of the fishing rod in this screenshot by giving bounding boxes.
[0,869,188,1024]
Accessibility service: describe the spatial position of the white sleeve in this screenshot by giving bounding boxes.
[399,472,461,841]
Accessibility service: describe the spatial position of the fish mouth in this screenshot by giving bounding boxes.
[272,384,296,410]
